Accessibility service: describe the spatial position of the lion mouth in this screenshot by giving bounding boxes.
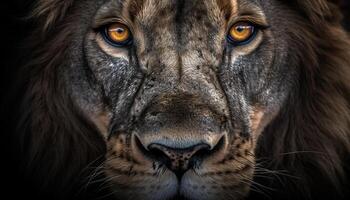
[130,134,230,200]
[105,130,254,200]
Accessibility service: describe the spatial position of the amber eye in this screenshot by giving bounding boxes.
[227,22,256,45]
[103,23,132,46]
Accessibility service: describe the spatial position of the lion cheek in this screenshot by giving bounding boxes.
[90,110,112,138]
[249,106,279,139]
[180,167,254,200]
[104,164,178,200]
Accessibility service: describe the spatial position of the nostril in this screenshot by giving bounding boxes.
[134,135,178,164]
[147,145,173,167]
[147,143,210,173]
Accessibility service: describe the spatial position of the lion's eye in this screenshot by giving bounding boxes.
[102,23,132,47]
[227,22,257,46]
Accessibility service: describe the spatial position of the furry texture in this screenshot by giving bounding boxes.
[252,1,350,199]
[10,0,350,199]
[31,0,75,31]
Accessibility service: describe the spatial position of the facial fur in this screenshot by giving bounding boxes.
[71,0,289,199]
[13,0,350,200]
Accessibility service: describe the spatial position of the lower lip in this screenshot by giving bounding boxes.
[160,170,204,200]
[152,170,199,200]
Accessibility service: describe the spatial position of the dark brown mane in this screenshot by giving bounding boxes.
[11,1,106,198]
[255,0,350,199]
[10,0,350,199]
[31,0,75,31]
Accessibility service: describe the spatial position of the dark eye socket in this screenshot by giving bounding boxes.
[227,22,258,46]
[101,23,133,47]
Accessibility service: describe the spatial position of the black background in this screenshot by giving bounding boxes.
[0,0,349,199]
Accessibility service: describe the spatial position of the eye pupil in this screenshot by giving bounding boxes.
[116,28,124,33]
[236,27,244,32]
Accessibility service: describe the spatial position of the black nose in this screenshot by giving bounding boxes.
[147,142,211,177]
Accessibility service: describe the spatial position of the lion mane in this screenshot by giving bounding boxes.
[7,0,350,199]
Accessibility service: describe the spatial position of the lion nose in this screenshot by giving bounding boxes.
[146,141,214,178]
[132,94,228,178]
[148,144,210,176]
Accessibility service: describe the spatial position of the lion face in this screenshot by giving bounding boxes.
[68,0,298,199]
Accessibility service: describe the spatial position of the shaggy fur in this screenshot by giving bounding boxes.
[254,1,350,197]
[8,0,350,199]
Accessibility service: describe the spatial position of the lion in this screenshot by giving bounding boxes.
[8,0,350,200]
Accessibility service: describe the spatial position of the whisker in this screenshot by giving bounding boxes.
[242,174,276,199]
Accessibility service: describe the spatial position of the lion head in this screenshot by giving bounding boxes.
[10,0,350,200]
